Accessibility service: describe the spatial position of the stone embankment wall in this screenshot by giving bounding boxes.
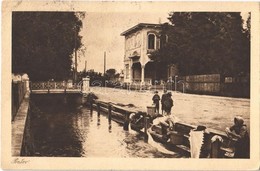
[12,92,34,156]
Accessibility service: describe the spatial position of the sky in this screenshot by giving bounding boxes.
[77,11,170,73]
[76,11,249,74]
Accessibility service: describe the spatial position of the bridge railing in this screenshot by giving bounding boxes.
[30,81,82,90]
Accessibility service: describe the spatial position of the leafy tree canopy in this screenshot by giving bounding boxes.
[103,68,119,80]
[152,12,250,76]
[106,68,116,77]
[12,12,85,81]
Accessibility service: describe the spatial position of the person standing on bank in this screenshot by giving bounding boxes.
[152,91,160,114]
[161,89,168,115]
[164,92,173,115]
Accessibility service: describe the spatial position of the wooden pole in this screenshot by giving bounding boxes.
[90,101,93,114]
[144,112,149,142]
[97,103,100,117]
[123,111,129,131]
[85,60,87,72]
[104,52,106,75]
[97,103,101,126]
[108,104,112,131]
[108,104,112,123]
[144,114,148,134]
[74,29,78,83]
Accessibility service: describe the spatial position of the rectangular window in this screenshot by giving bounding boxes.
[148,34,155,49]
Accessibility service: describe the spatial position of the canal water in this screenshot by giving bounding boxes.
[30,94,183,158]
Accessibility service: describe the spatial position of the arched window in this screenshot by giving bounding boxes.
[148,34,155,49]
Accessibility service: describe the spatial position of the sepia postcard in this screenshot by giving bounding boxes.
[1,1,260,170]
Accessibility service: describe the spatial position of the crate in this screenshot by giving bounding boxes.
[147,105,156,117]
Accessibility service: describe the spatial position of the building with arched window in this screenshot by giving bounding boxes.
[121,23,177,85]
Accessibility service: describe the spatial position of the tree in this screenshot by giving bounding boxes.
[152,12,250,76]
[105,68,117,80]
[12,12,85,81]
[245,13,251,39]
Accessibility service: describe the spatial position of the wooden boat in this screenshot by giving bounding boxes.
[148,118,237,158]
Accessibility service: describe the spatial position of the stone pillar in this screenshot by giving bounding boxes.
[141,65,145,84]
[25,79,30,91]
[82,77,90,93]
[21,74,30,91]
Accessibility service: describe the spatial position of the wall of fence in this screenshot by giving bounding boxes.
[88,74,249,98]
[180,74,249,98]
[183,74,221,94]
[12,81,27,121]
[220,79,249,98]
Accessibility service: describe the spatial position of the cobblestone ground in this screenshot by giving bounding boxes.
[90,87,250,132]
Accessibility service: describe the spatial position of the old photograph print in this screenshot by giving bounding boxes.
[5,2,259,170]
[11,10,251,159]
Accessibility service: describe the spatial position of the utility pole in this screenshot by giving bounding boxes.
[85,60,87,72]
[104,51,106,75]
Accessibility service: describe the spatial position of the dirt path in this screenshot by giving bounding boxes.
[89,87,250,132]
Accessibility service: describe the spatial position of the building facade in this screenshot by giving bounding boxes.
[121,23,172,85]
[121,23,249,97]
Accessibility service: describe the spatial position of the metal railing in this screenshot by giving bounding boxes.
[30,81,82,90]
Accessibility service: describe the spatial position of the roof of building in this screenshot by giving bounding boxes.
[120,23,162,36]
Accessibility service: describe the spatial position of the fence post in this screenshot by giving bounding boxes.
[97,103,100,117]
[90,101,93,114]
[144,113,148,134]
[142,112,150,141]
[123,111,129,131]
[96,102,101,125]
[108,104,112,123]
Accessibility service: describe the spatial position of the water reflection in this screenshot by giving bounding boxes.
[108,122,112,133]
[30,94,183,158]
[97,115,100,126]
